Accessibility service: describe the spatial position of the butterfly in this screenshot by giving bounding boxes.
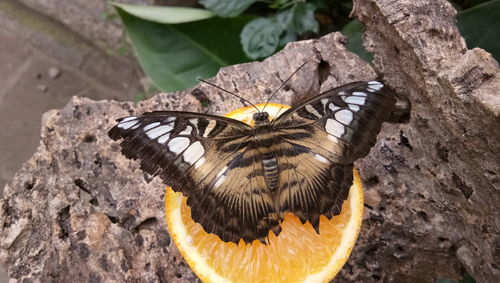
[108,80,395,244]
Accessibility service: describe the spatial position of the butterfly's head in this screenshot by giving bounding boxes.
[253,112,270,124]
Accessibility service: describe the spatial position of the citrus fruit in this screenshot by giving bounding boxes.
[165,103,364,283]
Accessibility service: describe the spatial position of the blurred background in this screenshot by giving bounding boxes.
[0,0,497,281]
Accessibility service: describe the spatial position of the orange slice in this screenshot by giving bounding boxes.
[165,103,364,282]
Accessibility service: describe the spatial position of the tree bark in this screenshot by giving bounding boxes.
[349,0,499,282]
[1,0,498,282]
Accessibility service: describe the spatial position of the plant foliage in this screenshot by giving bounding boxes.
[113,0,498,94]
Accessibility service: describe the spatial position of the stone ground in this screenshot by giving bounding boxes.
[0,0,145,280]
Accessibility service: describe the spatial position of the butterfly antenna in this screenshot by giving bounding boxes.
[261,61,308,113]
[199,79,260,113]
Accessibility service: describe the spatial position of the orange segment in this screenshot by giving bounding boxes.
[165,103,364,283]
[224,103,289,127]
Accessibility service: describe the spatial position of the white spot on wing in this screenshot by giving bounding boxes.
[168,137,190,154]
[320,98,329,106]
[214,166,228,188]
[216,166,227,179]
[314,154,329,163]
[203,120,217,137]
[329,103,340,112]
[305,105,321,118]
[353,91,367,97]
[117,120,138,129]
[157,133,170,144]
[344,96,367,105]
[335,110,353,125]
[179,126,193,135]
[325,118,345,137]
[146,125,173,139]
[328,134,338,142]
[189,119,198,127]
[349,105,360,112]
[120,116,137,123]
[183,141,205,165]
[194,156,206,169]
[143,122,160,131]
[214,175,226,188]
[367,81,383,91]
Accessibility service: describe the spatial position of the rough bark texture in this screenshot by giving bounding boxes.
[348,1,499,282]
[1,0,499,282]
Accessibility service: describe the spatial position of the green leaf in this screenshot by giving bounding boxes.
[241,17,282,59]
[290,2,319,34]
[276,2,319,34]
[457,0,500,62]
[278,28,297,48]
[111,2,214,24]
[341,19,373,62]
[435,275,476,283]
[199,0,257,17]
[460,275,476,283]
[116,6,251,92]
[456,0,492,9]
[269,0,294,9]
[309,0,334,10]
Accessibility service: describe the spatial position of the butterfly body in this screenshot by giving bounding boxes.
[109,81,395,244]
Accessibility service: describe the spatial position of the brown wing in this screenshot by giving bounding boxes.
[272,81,395,230]
[109,81,395,243]
[273,81,395,163]
[109,111,280,243]
[274,141,353,230]
[186,148,281,243]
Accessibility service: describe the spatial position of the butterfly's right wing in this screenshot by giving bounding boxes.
[274,141,354,230]
[271,81,395,230]
[273,81,395,164]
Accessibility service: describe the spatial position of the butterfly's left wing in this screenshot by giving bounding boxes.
[272,81,395,229]
[109,111,281,243]
[109,111,254,189]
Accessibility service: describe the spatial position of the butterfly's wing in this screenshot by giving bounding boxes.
[272,141,354,230]
[273,81,395,162]
[108,111,280,243]
[272,81,395,228]
[186,147,282,243]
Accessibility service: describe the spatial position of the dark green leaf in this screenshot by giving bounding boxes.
[111,2,214,24]
[269,0,294,9]
[435,275,476,283]
[241,17,282,59]
[278,28,297,48]
[460,275,476,283]
[341,19,373,62]
[276,2,319,34]
[309,0,334,10]
[457,0,500,61]
[455,0,492,10]
[116,7,251,92]
[199,0,257,17]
